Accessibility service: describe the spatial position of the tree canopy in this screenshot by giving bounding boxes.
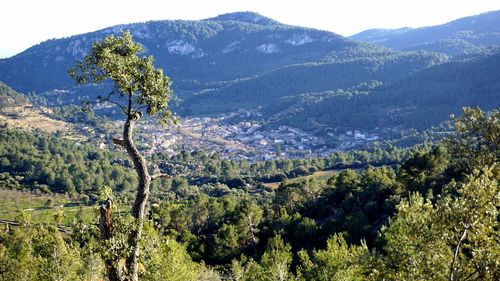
[70,31,174,125]
[70,31,175,281]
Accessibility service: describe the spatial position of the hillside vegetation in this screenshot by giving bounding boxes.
[0,107,497,280]
[4,12,500,134]
[0,11,499,280]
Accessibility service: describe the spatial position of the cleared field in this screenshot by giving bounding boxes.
[0,189,95,226]
[0,104,86,141]
[0,105,68,132]
[263,170,338,190]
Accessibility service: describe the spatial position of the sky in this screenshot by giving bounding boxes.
[2,0,500,58]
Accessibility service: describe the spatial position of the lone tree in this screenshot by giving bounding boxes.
[70,31,173,281]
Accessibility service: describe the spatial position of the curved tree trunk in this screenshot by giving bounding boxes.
[70,31,174,281]
[111,113,151,281]
[124,115,150,281]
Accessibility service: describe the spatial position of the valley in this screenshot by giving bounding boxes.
[0,7,499,281]
[135,111,412,163]
[2,11,499,138]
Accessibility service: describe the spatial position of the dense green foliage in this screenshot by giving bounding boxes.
[0,121,408,199]
[223,51,500,132]
[158,143,407,188]
[1,107,497,280]
[0,214,218,280]
[0,218,83,280]
[0,126,137,199]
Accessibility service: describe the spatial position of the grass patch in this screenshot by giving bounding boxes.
[263,170,338,190]
[0,189,96,226]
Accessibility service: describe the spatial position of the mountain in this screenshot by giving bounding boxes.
[180,48,446,115]
[0,12,358,96]
[350,10,500,56]
[0,12,447,116]
[0,11,498,136]
[262,52,500,132]
[349,27,413,43]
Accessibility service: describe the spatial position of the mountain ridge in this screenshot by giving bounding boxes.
[0,11,356,95]
[207,11,281,26]
[0,11,499,136]
[350,10,500,56]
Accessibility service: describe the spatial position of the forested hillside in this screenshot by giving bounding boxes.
[262,51,500,131]
[0,107,498,280]
[3,11,500,137]
[0,81,28,107]
[180,48,446,115]
[2,12,500,135]
[0,12,357,95]
[0,10,499,280]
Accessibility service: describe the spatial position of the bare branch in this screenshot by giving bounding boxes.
[449,224,470,281]
[112,138,126,147]
[97,85,118,102]
[103,98,128,115]
[81,85,129,115]
[98,86,128,114]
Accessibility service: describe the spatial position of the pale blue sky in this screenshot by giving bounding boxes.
[2,0,500,58]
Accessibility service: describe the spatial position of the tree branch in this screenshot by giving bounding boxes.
[112,138,126,147]
[127,90,133,117]
[83,85,129,115]
[462,268,479,281]
[101,86,128,114]
[103,99,128,115]
[97,85,118,103]
[449,224,470,281]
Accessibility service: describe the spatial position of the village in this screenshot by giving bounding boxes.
[129,113,382,162]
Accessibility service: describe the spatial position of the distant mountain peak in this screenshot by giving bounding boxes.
[350,9,500,56]
[208,11,279,25]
